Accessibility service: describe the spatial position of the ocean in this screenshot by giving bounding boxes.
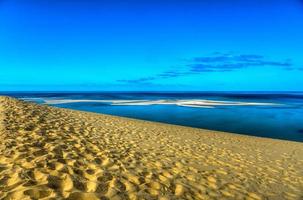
[2,91,303,142]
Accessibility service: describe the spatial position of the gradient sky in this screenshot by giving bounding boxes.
[0,0,303,91]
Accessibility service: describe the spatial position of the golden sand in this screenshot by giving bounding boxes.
[0,96,302,200]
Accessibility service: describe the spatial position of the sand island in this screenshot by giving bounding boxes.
[0,96,302,200]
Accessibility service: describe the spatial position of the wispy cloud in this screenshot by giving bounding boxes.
[188,53,292,72]
[117,53,297,84]
[117,77,156,84]
[157,71,195,78]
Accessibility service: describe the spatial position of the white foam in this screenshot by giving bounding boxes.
[27,98,281,108]
[43,99,112,104]
[21,97,44,101]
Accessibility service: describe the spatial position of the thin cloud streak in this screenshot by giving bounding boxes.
[118,53,297,84]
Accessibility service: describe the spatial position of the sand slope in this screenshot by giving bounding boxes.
[0,96,302,200]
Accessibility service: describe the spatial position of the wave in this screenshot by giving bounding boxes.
[22,98,281,108]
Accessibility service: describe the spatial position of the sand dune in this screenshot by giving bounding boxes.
[0,96,302,200]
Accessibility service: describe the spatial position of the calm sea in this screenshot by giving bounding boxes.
[2,92,303,142]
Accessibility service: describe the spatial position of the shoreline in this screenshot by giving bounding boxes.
[0,96,302,199]
[47,102,301,144]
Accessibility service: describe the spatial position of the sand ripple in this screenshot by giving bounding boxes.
[0,96,302,200]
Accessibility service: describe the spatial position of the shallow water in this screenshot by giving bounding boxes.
[3,92,303,142]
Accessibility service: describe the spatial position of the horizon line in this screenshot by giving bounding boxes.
[1,91,303,93]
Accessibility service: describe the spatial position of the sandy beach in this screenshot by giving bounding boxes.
[0,96,302,200]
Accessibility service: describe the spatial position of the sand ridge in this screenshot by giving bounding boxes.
[0,96,302,200]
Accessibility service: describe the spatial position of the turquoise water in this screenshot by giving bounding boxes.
[3,92,303,142]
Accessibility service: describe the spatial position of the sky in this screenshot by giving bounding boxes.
[0,0,303,91]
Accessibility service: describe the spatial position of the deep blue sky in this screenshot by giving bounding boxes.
[0,0,303,91]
